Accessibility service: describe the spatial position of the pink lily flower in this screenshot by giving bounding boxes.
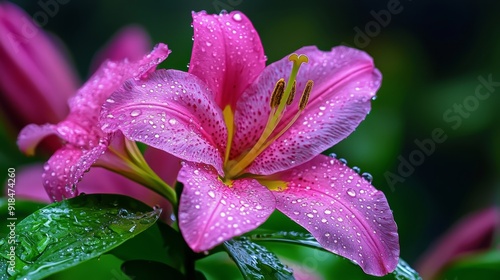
[0,2,78,130]
[416,207,500,279]
[17,40,177,203]
[100,11,399,276]
[2,2,179,220]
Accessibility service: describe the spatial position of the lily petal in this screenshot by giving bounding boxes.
[273,155,399,276]
[69,43,171,118]
[189,11,266,109]
[4,164,51,202]
[100,69,227,175]
[18,43,171,156]
[177,161,275,252]
[416,207,500,279]
[42,143,108,200]
[0,2,78,127]
[17,123,60,156]
[233,46,380,175]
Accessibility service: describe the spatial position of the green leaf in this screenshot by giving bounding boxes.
[0,199,46,237]
[248,231,421,280]
[441,250,500,280]
[223,237,294,280]
[110,221,187,271]
[248,231,322,249]
[389,258,422,280]
[0,194,161,280]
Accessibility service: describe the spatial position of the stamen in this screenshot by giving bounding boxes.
[286,80,296,105]
[252,80,315,156]
[224,54,311,179]
[299,80,313,110]
[270,78,285,108]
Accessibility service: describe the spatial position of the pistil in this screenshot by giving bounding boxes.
[224,54,314,179]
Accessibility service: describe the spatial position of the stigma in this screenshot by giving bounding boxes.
[224,54,314,179]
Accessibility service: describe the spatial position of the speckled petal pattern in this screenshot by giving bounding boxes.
[177,161,275,252]
[18,44,171,201]
[273,155,399,276]
[232,46,380,175]
[189,11,266,109]
[42,143,108,201]
[100,69,227,175]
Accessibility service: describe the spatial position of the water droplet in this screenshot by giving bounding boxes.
[371,96,377,101]
[352,166,361,174]
[328,153,337,158]
[339,158,348,165]
[232,13,242,21]
[347,188,356,197]
[168,119,177,125]
[117,209,129,217]
[206,41,212,47]
[208,190,215,198]
[130,110,141,117]
[361,172,373,183]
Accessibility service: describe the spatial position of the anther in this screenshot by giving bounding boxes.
[299,80,313,110]
[286,80,296,105]
[270,78,285,108]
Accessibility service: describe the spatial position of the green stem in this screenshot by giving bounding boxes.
[102,142,178,207]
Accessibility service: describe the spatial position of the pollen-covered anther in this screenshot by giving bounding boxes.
[286,80,296,105]
[270,78,285,108]
[224,54,311,179]
[299,80,313,110]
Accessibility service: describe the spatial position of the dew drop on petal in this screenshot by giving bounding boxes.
[232,13,242,21]
[361,172,373,183]
[207,190,215,198]
[347,188,356,197]
[130,110,141,117]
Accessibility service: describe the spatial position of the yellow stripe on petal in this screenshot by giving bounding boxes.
[223,105,235,164]
[257,179,288,192]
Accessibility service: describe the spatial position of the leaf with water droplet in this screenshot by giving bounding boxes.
[248,231,421,279]
[223,237,294,280]
[0,194,160,280]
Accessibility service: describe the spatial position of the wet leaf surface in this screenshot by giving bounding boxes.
[0,194,160,280]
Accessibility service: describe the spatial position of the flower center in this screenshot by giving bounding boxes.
[223,54,314,180]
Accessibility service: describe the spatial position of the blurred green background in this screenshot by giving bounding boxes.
[1,0,499,278]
